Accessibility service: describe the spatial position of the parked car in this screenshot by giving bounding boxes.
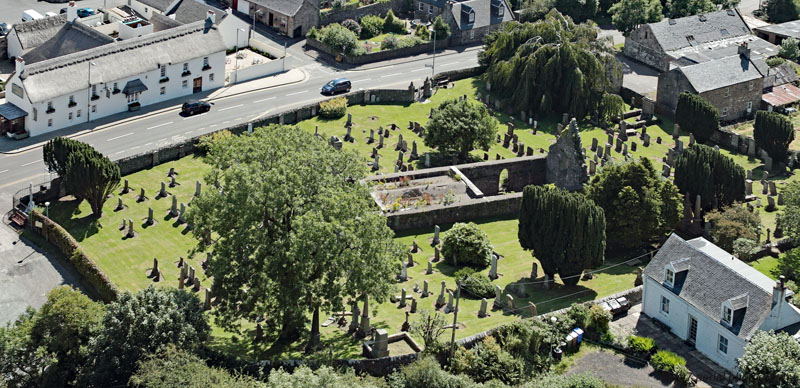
[599,296,631,317]
[321,78,351,95]
[77,8,96,18]
[0,23,9,37]
[181,100,211,115]
[21,10,44,22]
[784,107,797,114]
[45,12,58,17]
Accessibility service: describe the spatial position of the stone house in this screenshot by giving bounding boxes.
[414,0,447,22]
[754,19,800,46]
[624,9,751,72]
[445,0,513,45]
[643,234,800,373]
[238,0,319,37]
[656,44,765,121]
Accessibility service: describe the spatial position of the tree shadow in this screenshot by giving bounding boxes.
[49,198,101,242]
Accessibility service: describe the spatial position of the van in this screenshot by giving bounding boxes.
[44,12,58,17]
[21,10,44,22]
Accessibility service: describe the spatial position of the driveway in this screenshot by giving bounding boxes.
[568,349,675,388]
[617,53,659,99]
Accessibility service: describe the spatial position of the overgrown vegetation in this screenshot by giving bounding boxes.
[319,96,348,119]
[675,93,718,144]
[442,222,495,268]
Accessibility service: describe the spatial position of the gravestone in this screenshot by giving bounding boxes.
[779,193,785,205]
[589,160,596,175]
[493,285,503,308]
[399,264,407,281]
[126,219,135,238]
[436,281,446,308]
[591,138,598,152]
[672,124,680,139]
[373,154,380,171]
[378,133,384,148]
[768,196,776,210]
[346,113,352,127]
[159,182,167,198]
[528,302,537,317]
[329,136,343,150]
[178,203,187,224]
[349,302,360,333]
[170,195,178,217]
[488,254,498,280]
[675,139,683,154]
[769,181,777,196]
[396,134,404,150]
[204,288,212,310]
[504,294,514,313]
[745,180,753,196]
[400,288,407,307]
[662,165,671,178]
[531,262,538,278]
[433,225,440,245]
[689,133,695,146]
[445,291,454,313]
[748,138,756,157]
[422,279,429,297]
[359,295,371,337]
[195,181,202,197]
[146,207,154,225]
[372,329,389,358]
[631,142,637,152]
[643,133,650,147]
[478,298,488,318]
[116,197,124,211]
[427,260,433,275]
[169,175,178,188]
[179,266,186,289]
[150,258,160,279]
[192,277,201,292]
[656,136,662,144]
[410,297,417,313]
[410,141,419,160]
[434,246,440,261]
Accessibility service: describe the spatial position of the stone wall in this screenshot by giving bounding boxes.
[319,0,397,25]
[0,36,7,60]
[457,155,548,196]
[622,27,669,72]
[700,78,761,122]
[306,37,449,65]
[385,193,523,231]
[251,353,418,377]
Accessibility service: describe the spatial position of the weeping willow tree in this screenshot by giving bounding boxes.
[480,10,619,119]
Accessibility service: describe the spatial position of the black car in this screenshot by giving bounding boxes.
[181,100,211,115]
[321,78,351,95]
[0,23,9,37]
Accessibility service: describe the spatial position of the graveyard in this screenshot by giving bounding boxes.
[37,75,794,359]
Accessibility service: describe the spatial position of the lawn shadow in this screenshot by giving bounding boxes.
[50,198,102,242]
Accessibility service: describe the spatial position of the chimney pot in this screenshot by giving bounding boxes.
[67,1,78,22]
[206,10,216,25]
[15,57,25,76]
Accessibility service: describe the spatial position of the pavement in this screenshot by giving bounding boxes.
[617,53,659,99]
[567,349,675,387]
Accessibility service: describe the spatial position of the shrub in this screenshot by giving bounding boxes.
[781,38,800,61]
[650,350,686,373]
[672,364,692,386]
[441,222,494,268]
[528,373,606,388]
[319,96,348,119]
[383,10,406,34]
[706,204,761,253]
[566,303,591,329]
[341,18,361,36]
[432,15,449,39]
[587,304,611,335]
[398,36,425,48]
[627,336,657,354]
[450,337,525,385]
[455,268,495,299]
[767,57,787,67]
[317,23,358,54]
[415,24,430,40]
[754,110,795,163]
[360,15,383,38]
[381,35,399,50]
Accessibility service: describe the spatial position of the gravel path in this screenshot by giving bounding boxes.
[567,349,675,388]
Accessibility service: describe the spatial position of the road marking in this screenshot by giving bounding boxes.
[198,127,205,131]
[21,160,41,167]
[210,124,217,128]
[253,97,276,103]
[158,138,167,142]
[412,68,429,72]
[183,115,203,120]
[0,170,8,174]
[131,146,140,150]
[441,62,459,67]
[106,132,134,141]
[146,122,172,130]
[360,78,372,82]
[380,73,401,78]
[144,142,153,146]
[247,114,255,118]
[286,90,308,96]
[222,121,230,124]
[235,117,243,121]
[115,151,125,155]
[184,131,193,135]
[219,104,244,112]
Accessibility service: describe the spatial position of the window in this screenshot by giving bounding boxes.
[644,31,648,39]
[203,57,210,70]
[182,80,188,88]
[722,306,732,324]
[718,335,728,354]
[724,87,730,97]
[48,119,53,127]
[69,95,75,105]
[470,30,474,39]
[160,64,167,78]
[469,11,475,23]
[128,92,140,103]
[46,101,54,113]
[498,5,503,16]
[209,73,215,82]
[748,81,754,91]
[77,109,81,118]
[183,63,189,72]
[91,105,96,113]
[113,82,118,91]
[68,112,73,120]
[722,107,729,117]
[160,86,166,95]
[747,101,753,112]
[429,5,433,14]
[419,2,423,11]
[661,296,670,314]
[665,268,674,285]
[33,108,37,121]
[92,85,97,95]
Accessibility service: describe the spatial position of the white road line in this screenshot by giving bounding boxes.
[184,131,193,135]
[360,78,372,82]
[286,90,308,96]
[222,121,230,124]
[380,73,402,78]
[234,117,243,121]
[107,132,134,141]
[210,124,218,128]
[253,97,276,103]
[183,115,203,120]
[146,122,172,130]
[0,170,8,174]
[441,62,459,67]
[131,146,140,150]
[144,142,153,146]
[412,68,429,72]
[198,128,205,131]
[219,104,244,112]
[247,114,255,118]
[21,160,40,167]
[115,151,125,155]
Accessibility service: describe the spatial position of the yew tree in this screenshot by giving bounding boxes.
[189,125,401,346]
[754,110,794,163]
[675,93,718,144]
[674,144,745,210]
[63,146,120,218]
[518,185,606,286]
[424,98,498,161]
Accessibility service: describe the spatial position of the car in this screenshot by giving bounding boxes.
[181,100,211,116]
[45,12,58,17]
[21,10,44,22]
[0,23,9,37]
[321,78,351,95]
[599,296,631,317]
[77,8,96,18]
[784,107,797,114]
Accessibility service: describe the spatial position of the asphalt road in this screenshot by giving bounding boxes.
[0,49,480,197]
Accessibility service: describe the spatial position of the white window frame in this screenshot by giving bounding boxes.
[419,2,423,11]
[209,73,215,82]
[33,108,38,121]
[77,109,81,118]
[722,305,732,325]
[182,80,188,88]
[665,268,674,286]
[160,86,166,95]
[498,5,504,16]
[160,64,167,78]
[470,30,475,39]
[48,119,53,127]
[722,107,729,117]
[91,105,96,113]
[183,63,189,72]
[724,87,730,97]
[203,57,209,68]
[746,101,753,112]
[661,296,670,314]
[68,112,73,120]
[718,335,728,354]
[429,5,433,14]
[127,92,140,103]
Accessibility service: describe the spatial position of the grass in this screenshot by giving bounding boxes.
[44,76,790,359]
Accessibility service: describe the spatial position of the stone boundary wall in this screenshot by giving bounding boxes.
[319,0,403,25]
[385,193,522,231]
[250,352,418,377]
[306,37,450,65]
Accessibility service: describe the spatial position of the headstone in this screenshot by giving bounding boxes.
[762,179,768,195]
[622,143,628,156]
[147,207,154,225]
[373,154,380,171]
[656,136,662,144]
[179,266,186,289]
[531,262,538,278]
[346,113,352,127]
[192,277,200,292]
[195,181,202,197]
[768,196,776,209]
[410,297,417,313]
[675,139,683,154]
[422,279,429,297]
[672,124,680,139]
[399,264,407,281]
[748,138,756,157]
[204,288,212,310]
[168,167,176,177]
[116,196,124,211]
[745,180,753,196]
[372,329,389,358]
[434,246,440,261]
[169,175,178,188]
[478,298,488,317]
[769,181,777,196]
[662,165,671,178]
[643,133,650,147]
[396,134,404,150]
[689,133,695,146]
[488,254,498,280]
[779,192,785,205]
[150,258,159,278]
[433,225,440,245]
[604,143,611,159]
[631,142,637,152]
[528,302,537,317]
[122,179,130,194]
[126,219,135,238]
[427,260,433,275]
[349,302,360,333]
[378,132,384,148]
[504,294,514,313]
[493,285,503,308]
[410,141,418,160]
[400,288,407,307]
[359,295,371,337]
[436,280,446,308]
[589,159,596,175]
[188,266,195,284]
[170,195,178,217]
[597,145,604,159]
[159,182,167,198]
[178,203,187,223]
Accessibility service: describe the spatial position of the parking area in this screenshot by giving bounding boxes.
[617,53,660,99]
[0,0,106,26]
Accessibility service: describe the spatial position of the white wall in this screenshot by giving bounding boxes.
[237,0,250,14]
[20,51,225,137]
[643,277,745,373]
[218,13,251,50]
[128,0,180,20]
[230,58,284,83]
[7,29,24,59]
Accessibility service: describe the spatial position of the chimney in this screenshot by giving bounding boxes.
[67,1,78,23]
[738,42,751,59]
[206,10,216,25]
[15,57,25,76]
[772,275,787,308]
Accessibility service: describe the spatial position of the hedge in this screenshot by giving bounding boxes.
[30,210,120,302]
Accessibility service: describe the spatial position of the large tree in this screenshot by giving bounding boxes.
[665,0,715,18]
[609,0,663,35]
[189,125,400,346]
[0,310,52,388]
[766,0,800,23]
[738,331,800,387]
[586,158,683,250]
[63,147,120,218]
[43,137,93,178]
[518,185,606,286]
[705,204,761,252]
[675,93,719,144]
[754,110,795,163]
[674,144,746,210]
[778,181,800,240]
[480,11,619,118]
[130,346,264,388]
[424,98,498,161]
[80,287,209,387]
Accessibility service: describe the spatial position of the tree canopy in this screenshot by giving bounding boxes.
[189,125,401,346]
[63,146,121,217]
[480,11,619,118]
[441,222,494,268]
[766,0,800,23]
[778,181,800,240]
[665,0,715,18]
[609,0,663,35]
[674,144,746,209]
[754,110,795,163]
[130,346,264,388]
[518,185,606,286]
[586,158,683,250]
[675,93,718,144]
[43,137,92,178]
[706,204,761,252]
[424,98,498,160]
[738,331,800,387]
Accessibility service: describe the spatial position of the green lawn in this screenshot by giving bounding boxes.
[752,256,779,279]
[44,76,789,360]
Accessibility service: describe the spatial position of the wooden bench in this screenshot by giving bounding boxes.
[10,210,27,228]
[435,77,450,88]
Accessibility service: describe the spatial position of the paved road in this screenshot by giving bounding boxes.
[0,49,480,196]
[0,0,107,25]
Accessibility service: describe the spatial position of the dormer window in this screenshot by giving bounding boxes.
[469,11,475,23]
[498,5,503,16]
[722,305,732,324]
[665,268,675,286]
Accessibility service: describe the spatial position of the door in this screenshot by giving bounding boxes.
[232,0,238,9]
[688,316,698,346]
[193,77,202,93]
[268,12,273,27]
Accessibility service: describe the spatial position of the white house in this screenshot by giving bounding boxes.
[6,14,68,59]
[643,234,800,373]
[126,0,182,20]
[0,12,226,137]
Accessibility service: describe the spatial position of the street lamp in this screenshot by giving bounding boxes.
[87,61,96,123]
[550,316,558,360]
[251,9,262,39]
[44,201,50,218]
[426,29,437,78]
[235,28,246,83]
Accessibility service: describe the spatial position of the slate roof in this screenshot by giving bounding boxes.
[678,54,763,93]
[644,234,774,340]
[20,21,226,104]
[169,0,226,24]
[248,0,310,16]
[419,0,447,7]
[768,62,799,87]
[450,0,513,31]
[754,19,800,40]
[668,35,777,66]
[12,14,68,50]
[150,13,184,31]
[0,103,28,121]
[648,9,749,52]
[23,22,115,64]
[138,0,176,12]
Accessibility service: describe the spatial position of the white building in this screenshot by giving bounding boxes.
[6,14,68,59]
[1,12,226,137]
[643,234,800,373]
[127,0,181,20]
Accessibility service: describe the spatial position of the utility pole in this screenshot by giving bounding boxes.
[431,29,437,79]
[449,280,461,360]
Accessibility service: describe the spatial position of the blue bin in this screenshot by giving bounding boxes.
[573,328,584,343]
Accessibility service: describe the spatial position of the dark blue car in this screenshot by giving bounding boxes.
[77,8,96,18]
[321,78,351,95]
